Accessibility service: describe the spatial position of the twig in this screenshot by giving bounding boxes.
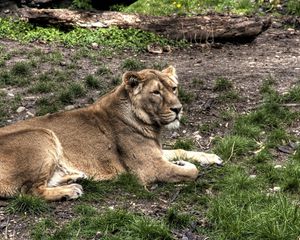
[227,141,235,162]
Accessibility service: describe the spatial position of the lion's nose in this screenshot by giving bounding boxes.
[170,105,182,115]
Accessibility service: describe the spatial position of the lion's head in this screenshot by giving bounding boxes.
[122,66,182,129]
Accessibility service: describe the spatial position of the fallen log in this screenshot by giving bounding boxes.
[19,8,271,43]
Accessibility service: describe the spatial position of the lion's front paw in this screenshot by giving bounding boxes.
[62,183,83,200]
[194,153,223,166]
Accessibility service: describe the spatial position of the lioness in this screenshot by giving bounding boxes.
[0,66,221,201]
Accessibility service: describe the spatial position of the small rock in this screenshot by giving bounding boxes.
[16,106,26,113]
[182,236,188,240]
[91,42,99,49]
[4,9,10,14]
[269,186,281,193]
[64,105,75,111]
[249,175,256,179]
[171,132,179,138]
[26,111,35,117]
[7,93,14,97]
[274,165,282,169]
[60,61,67,66]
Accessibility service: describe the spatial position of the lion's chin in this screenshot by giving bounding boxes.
[165,119,180,130]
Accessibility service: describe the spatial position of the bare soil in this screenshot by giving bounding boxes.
[0,19,300,239]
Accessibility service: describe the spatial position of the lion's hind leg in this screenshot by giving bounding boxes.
[0,128,85,201]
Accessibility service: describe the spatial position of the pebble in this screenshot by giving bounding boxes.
[4,9,10,14]
[16,106,26,113]
[249,175,256,179]
[26,111,35,117]
[91,42,99,49]
[274,165,282,169]
[64,105,75,111]
[7,93,14,97]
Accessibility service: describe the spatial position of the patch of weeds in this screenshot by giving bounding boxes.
[165,207,192,228]
[192,78,204,86]
[287,0,300,15]
[179,115,188,125]
[198,121,219,135]
[10,94,22,112]
[249,149,273,164]
[0,18,182,51]
[280,149,300,193]
[173,138,195,151]
[96,65,111,75]
[233,117,262,139]
[42,209,172,239]
[152,61,168,71]
[78,178,109,201]
[59,83,86,104]
[213,135,257,161]
[6,195,49,215]
[42,51,64,64]
[36,97,62,116]
[220,109,236,121]
[72,0,92,10]
[74,204,97,216]
[121,58,145,71]
[213,77,233,92]
[256,163,281,185]
[11,61,32,77]
[0,94,8,126]
[208,192,300,240]
[85,75,103,89]
[259,77,277,95]
[266,128,290,148]
[217,90,240,102]
[29,81,56,94]
[178,87,195,104]
[31,218,55,240]
[0,63,31,87]
[244,101,295,130]
[129,217,172,240]
[113,173,154,199]
[282,85,300,103]
[111,75,122,86]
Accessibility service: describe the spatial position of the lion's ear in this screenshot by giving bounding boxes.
[162,66,178,83]
[123,71,142,88]
[162,66,176,77]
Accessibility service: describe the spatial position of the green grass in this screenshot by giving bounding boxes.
[178,87,195,104]
[165,207,192,228]
[0,18,183,51]
[124,0,300,16]
[31,209,173,240]
[213,77,233,92]
[173,138,195,151]
[122,58,146,71]
[7,195,49,215]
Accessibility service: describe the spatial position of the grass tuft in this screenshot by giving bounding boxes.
[7,195,49,215]
[165,207,192,228]
[213,77,233,92]
[173,138,195,151]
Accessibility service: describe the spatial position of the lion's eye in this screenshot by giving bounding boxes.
[152,90,161,95]
[172,87,177,92]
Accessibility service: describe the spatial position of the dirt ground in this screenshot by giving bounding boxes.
[0,17,300,239]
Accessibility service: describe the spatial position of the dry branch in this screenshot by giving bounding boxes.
[19,8,271,43]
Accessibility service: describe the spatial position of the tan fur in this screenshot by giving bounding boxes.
[0,66,221,201]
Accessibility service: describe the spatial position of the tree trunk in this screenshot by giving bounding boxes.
[19,8,271,43]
